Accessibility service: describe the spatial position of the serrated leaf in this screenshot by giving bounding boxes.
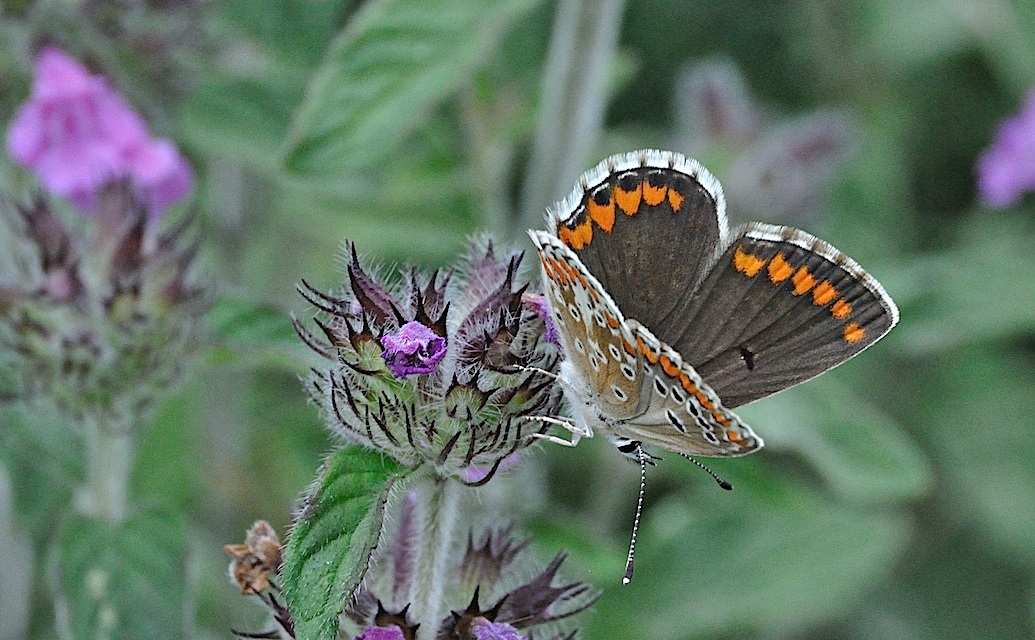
[283,0,542,176]
[282,447,409,640]
[56,510,187,640]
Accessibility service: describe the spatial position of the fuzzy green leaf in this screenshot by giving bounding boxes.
[282,0,541,176]
[282,447,409,640]
[56,510,188,640]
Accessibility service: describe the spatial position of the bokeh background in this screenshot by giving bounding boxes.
[2,0,1034,638]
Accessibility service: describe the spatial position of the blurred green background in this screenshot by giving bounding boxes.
[2,0,1035,638]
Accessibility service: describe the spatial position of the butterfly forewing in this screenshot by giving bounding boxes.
[548,151,728,345]
[673,223,899,408]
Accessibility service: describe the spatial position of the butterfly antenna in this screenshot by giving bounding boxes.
[680,453,733,490]
[623,444,649,585]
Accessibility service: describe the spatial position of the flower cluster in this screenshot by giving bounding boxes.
[345,519,596,640]
[226,503,598,640]
[671,58,854,225]
[6,46,194,219]
[295,240,563,484]
[0,185,204,418]
[977,89,1035,208]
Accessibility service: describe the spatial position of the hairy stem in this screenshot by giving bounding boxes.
[413,476,462,640]
[77,412,133,523]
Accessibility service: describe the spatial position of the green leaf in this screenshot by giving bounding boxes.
[283,0,542,176]
[282,447,409,640]
[0,405,81,537]
[739,375,933,504]
[207,296,297,347]
[204,296,307,370]
[584,462,912,639]
[56,510,188,640]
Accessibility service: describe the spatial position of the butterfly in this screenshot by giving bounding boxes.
[528,150,898,580]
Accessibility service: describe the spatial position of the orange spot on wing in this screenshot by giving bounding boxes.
[726,429,744,444]
[558,221,592,250]
[546,258,568,284]
[614,182,643,215]
[734,245,767,277]
[623,338,637,355]
[659,354,680,378]
[679,373,697,395]
[642,180,667,206]
[667,187,685,211]
[843,322,866,343]
[636,336,660,363]
[605,313,620,329]
[587,196,616,232]
[792,266,817,295]
[812,281,838,306]
[767,253,794,283]
[831,299,852,319]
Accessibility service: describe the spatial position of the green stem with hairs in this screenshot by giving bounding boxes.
[78,412,133,523]
[413,475,462,640]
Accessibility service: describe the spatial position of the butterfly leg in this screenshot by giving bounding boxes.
[525,415,593,447]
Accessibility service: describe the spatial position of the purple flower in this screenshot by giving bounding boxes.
[471,618,522,640]
[6,46,193,219]
[977,90,1035,208]
[521,293,558,346]
[380,320,447,377]
[355,625,405,640]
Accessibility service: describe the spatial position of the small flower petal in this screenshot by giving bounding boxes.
[977,89,1035,208]
[356,625,406,640]
[5,46,192,219]
[471,618,522,640]
[381,320,446,378]
[124,138,195,217]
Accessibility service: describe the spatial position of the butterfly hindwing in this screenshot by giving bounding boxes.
[530,230,643,422]
[671,223,899,408]
[621,319,763,457]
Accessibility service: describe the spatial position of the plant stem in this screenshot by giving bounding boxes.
[520,0,627,231]
[413,476,461,640]
[78,412,133,523]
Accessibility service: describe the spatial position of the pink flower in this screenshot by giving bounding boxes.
[6,46,193,219]
[977,89,1035,208]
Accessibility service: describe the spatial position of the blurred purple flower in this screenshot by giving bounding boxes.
[471,618,522,640]
[977,90,1035,208]
[355,625,405,640]
[6,46,193,219]
[381,320,447,378]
